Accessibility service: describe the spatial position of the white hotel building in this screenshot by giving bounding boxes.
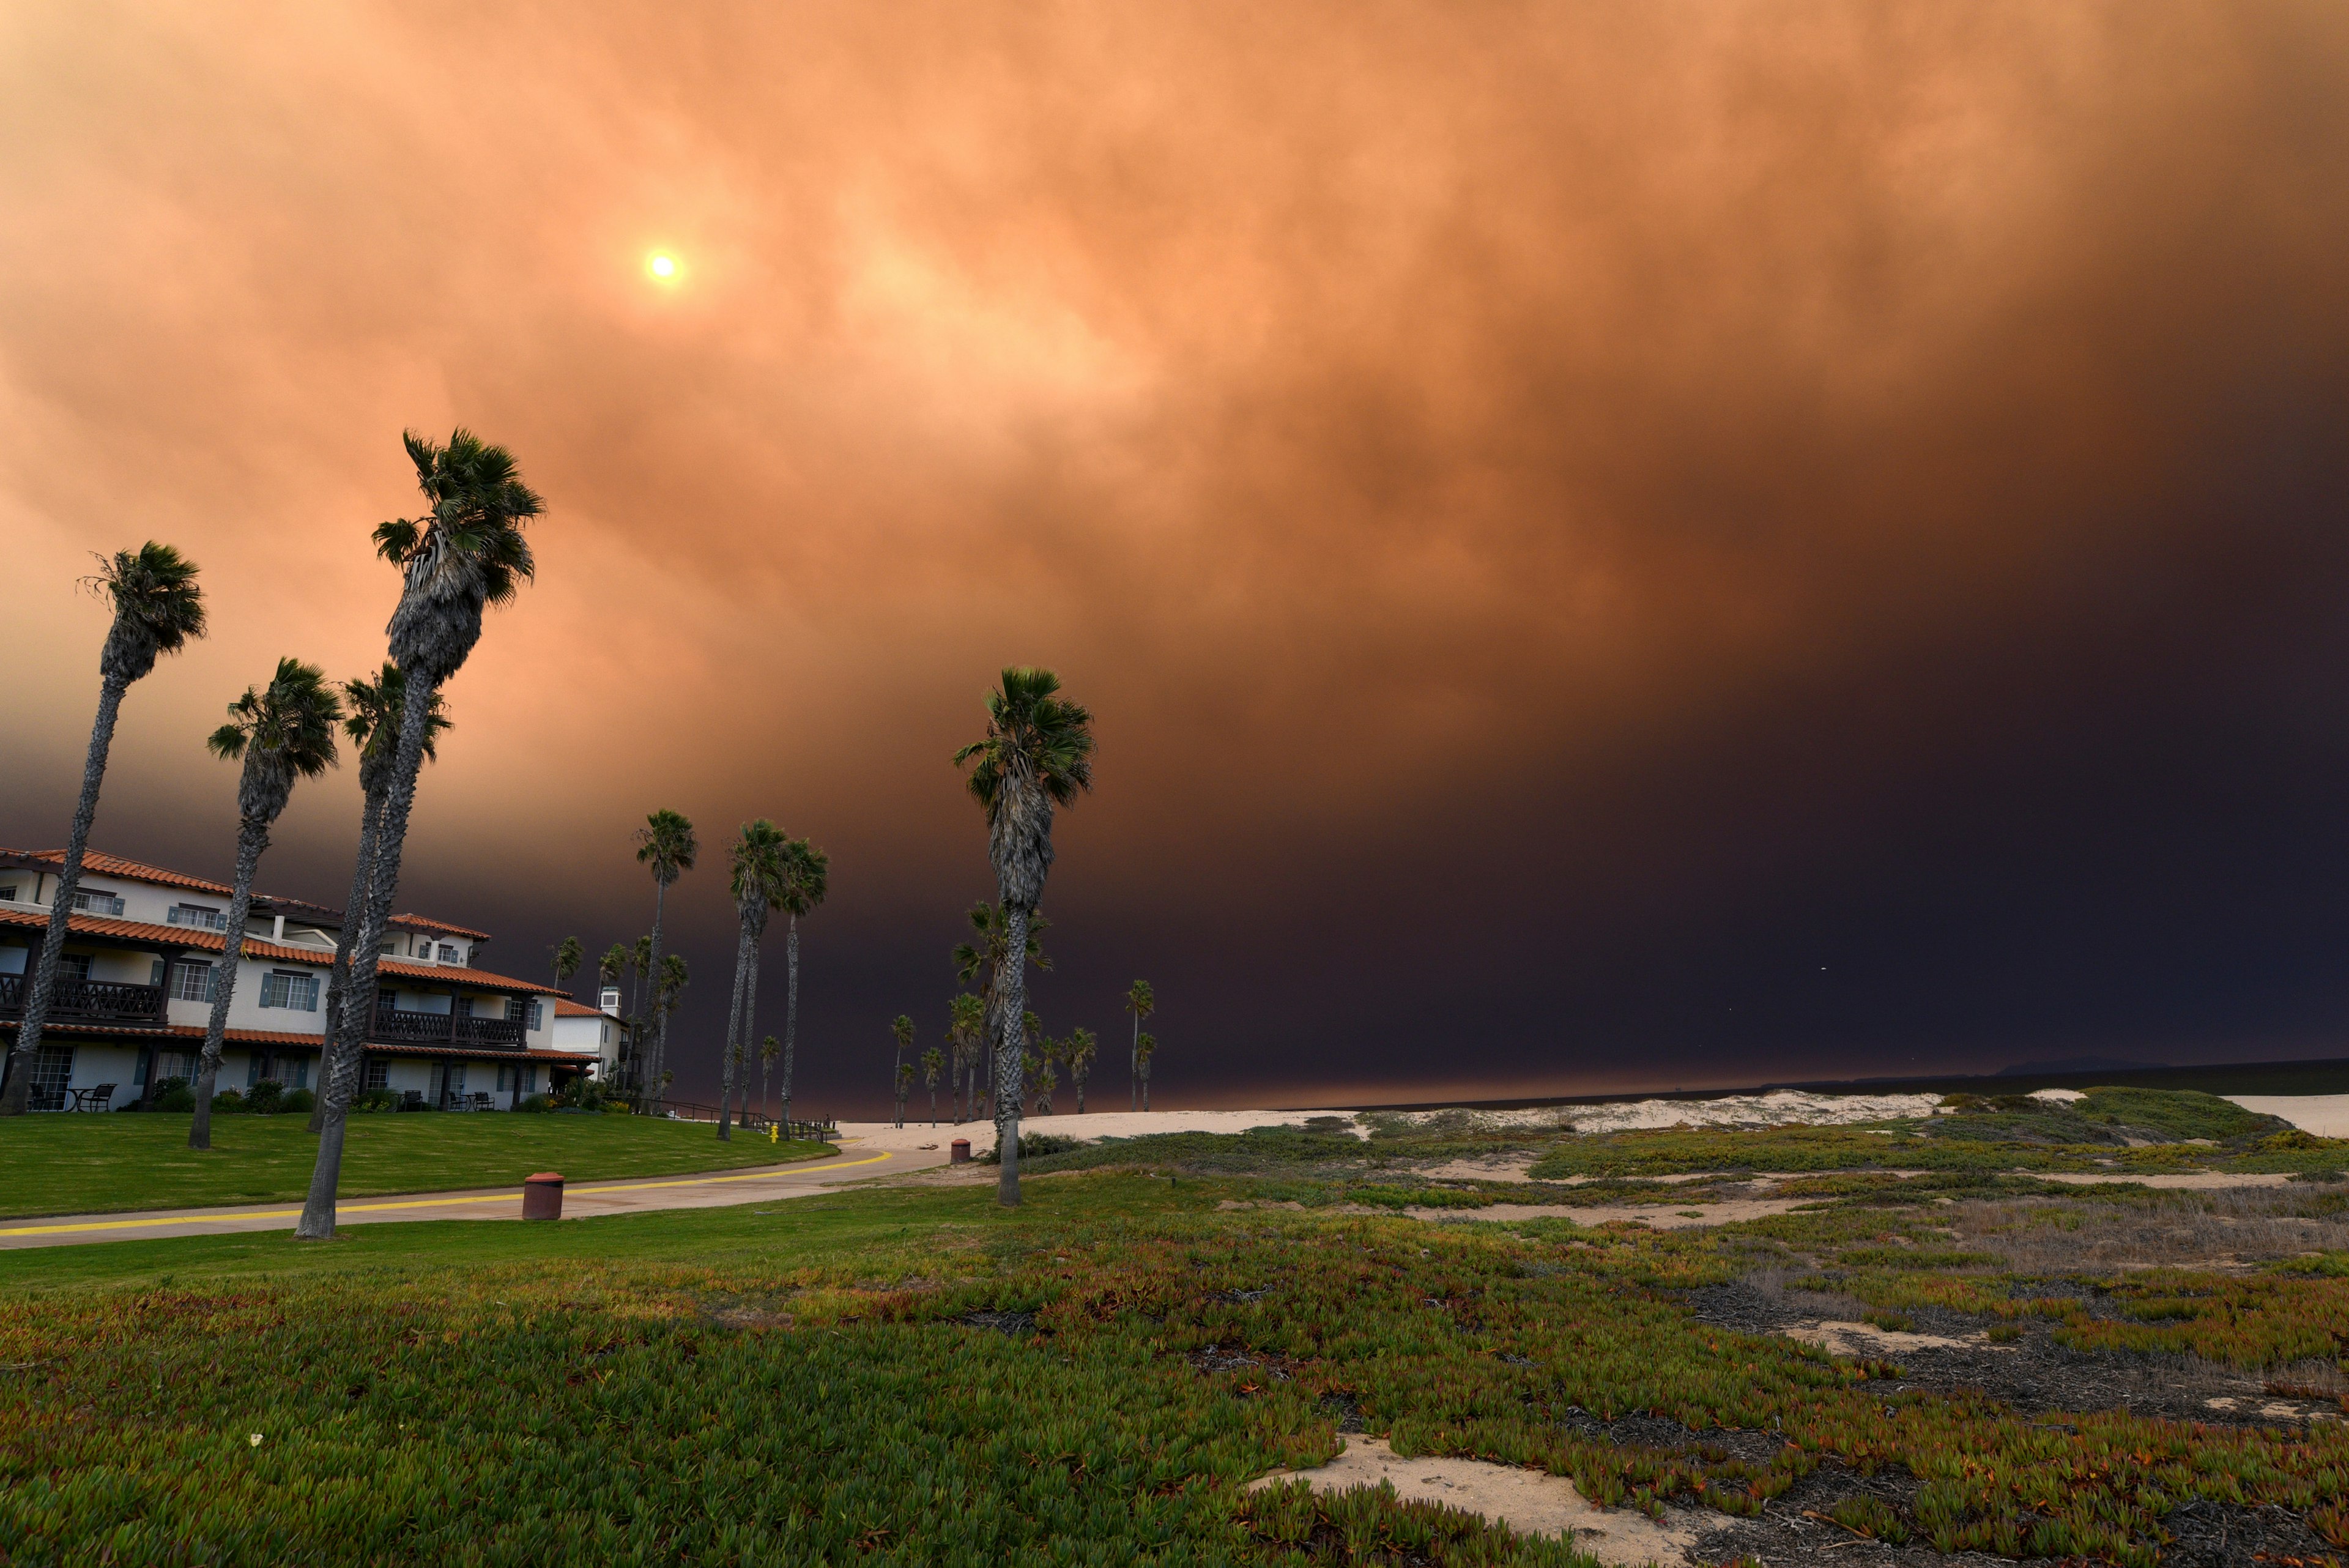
[0,847,620,1111]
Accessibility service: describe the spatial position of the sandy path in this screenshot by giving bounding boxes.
[0,1142,938,1250]
[1250,1435,1699,1566]
[2035,1171,2295,1191]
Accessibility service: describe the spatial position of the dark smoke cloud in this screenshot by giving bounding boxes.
[3,2,2347,1113]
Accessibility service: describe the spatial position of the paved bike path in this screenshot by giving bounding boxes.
[0,1139,935,1249]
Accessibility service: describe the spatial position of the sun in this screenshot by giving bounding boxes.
[646,252,679,282]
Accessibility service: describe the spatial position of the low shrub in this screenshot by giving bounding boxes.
[244,1080,285,1115]
[352,1088,401,1113]
[209,1089,243,1113]
[279,1087,315,1114]
[396,1096,439,1112]
[148,1077,195,1113]
[979,1131,1086,1164]
[516,1094,552,1113]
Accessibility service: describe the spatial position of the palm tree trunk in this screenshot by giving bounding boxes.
[1075,1068,1086,1116]
[779,916,800,1129]
[297,674,436,1240]
[994,905,1030,1206]
[639,881,670,1114]
[188,817,269,1150]
[1,674,126,1115]
[718,916,752,1140]
[1130,1013,1139,1113]
[309,786,385,1133]
[1143,1066,1151,1112]
[736,949,760,1129]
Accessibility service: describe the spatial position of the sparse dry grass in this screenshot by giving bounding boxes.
[1946,1187,2349,1273]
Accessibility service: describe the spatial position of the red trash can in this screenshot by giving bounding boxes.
[949,1139,971,1164]
[522,1171,565,1220]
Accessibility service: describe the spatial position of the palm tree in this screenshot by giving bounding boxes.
[2,544,206,1116]
[759,1034,780,1124]
[718,821,786,1140]
[308,664,450,1132]
[947,992,984,1122]
[1035,1046,1059,1115]
[188,659,342,1149]
[1066,1025,1099,1115]
[891,1014,916,1128]
[595,943,629,1094]
[921,1046,944,1126]
[551,935,582,996]
[953,667,1094,1206]
[775,836,829,1130]
[1136,1031,1157,1110]
[299,428,543,1241]
[1124,980,1155,1112]
[631,809,697,1113]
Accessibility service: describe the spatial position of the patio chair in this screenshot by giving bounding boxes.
[69,1083,117,1112]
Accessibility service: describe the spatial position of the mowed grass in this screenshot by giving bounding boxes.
[0,1113,831,1219]
[12,1165,2349,1565]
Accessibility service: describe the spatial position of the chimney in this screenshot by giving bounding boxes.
[599,987,621,1016]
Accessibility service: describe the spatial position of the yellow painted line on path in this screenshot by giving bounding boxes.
[0,1150,897,1238]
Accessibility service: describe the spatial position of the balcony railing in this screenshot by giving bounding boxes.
[0,973,167,1022]
[369,1001,525,1050]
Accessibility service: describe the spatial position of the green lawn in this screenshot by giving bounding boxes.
[0,1113,832,1219]
[10,1098,2349,1564]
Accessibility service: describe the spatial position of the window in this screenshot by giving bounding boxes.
[363,1059,389,1093]
[171,960,216,1003]
[259,971,320,1011]
[59,953,91,983]
[149,957,166,987]
[530,999,544,1031]
[70,889,125,916]
[601,1021,611,1045]
[0,885,16,901]
[496,1063,516,1093]
[292,1055,310,1089]
[167,904,227,931]
[437,943,461,964]
[28,1049,71,1112]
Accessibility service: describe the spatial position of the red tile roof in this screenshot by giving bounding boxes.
[0,1020,325,1047]
[0,848,234,897]
[554,998,622,1018]
[388,913,492,941]
[0,849,488,943]
[0,906,558,994]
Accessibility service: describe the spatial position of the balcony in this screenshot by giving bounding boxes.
[369,999,525,1050]
[0,972,168,1024]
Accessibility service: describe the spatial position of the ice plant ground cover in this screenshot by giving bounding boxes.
[0,1114,833,1219]
[7,1090,2349,1565]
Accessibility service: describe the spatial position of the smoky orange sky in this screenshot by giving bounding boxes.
[6,3,2349,1114]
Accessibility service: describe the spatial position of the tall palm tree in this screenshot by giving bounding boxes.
[921,1046,944,1126]
[188,659,342,1148]
[624,933,652,1086]
[1136,1031,1157,1110]
[596,943,628,1093]
[1066,1025,1099,1115]
[308,664,449,1132]
[718,820,786,1140]
[953,667,1094,1206]
[299,428,543,1241]
[759,1034,779,1124]
[2,544,206,1115]
[891,1014,916,1128]
[630,809,697,1112]
[1124,979,1155,1112]
[775,836,828,1129]
[947,992,984,1123]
